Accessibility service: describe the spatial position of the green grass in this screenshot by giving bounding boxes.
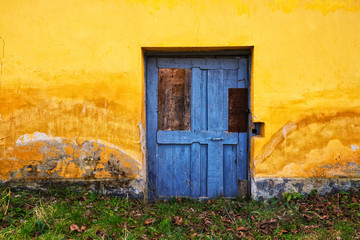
[0,187,360,239]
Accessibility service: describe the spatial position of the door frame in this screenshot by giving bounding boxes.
[143,48,253,200]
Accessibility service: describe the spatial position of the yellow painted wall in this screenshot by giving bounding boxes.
[1,0,360,183]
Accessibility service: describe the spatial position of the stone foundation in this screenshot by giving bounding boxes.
[252,177,360,199]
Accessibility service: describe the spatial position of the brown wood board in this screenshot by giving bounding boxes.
[158,68,191,130]
[228,88,248,132]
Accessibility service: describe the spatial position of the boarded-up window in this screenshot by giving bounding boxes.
[228,88,248,132]
[158,68,191,130]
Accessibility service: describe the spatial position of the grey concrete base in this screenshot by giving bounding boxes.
[0,179,144,198]
[252,177,360,200]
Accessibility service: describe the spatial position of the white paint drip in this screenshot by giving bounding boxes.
[351,144,359,151]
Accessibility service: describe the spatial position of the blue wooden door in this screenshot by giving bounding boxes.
[146,57,249,199]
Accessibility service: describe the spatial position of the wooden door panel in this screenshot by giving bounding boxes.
[157,144,191,197]
[147,57,249,199]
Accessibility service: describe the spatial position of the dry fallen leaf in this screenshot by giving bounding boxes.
[70,224,86,232]
[144,218,154,225]
[174,216,183,226]
[70,224,80,232]
[236,226,248,232]
[211,229,218,237]
[221,219,232,224]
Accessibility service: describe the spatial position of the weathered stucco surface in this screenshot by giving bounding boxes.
[1,132,140,181]
[1,0,360,195]
[255,112,360,178]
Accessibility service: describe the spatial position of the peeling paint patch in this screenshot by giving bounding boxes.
[255,112,360,178]
[351,144,359,151]
[16,132,62,146]
[1,132,141,182]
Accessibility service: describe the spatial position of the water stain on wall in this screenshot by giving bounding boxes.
[0,60,142,155]
[0,132,140,181]
[0,63,142,182]
[255,111,360,178]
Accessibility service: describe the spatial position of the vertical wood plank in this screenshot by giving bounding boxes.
[157,145,173,197]
[171,145,178,196]
[208,70,224,131]
[237,58,247,88]
[146,57,159,199]
[190,68,202,198]
[207,142,224,197]
[191,68,202,132]
[173,145,191,196]
[237,134,248,180]
[201,70,208,130]
[200,144,208,197]
[191,142,200,197]
[223,144,238,197]
[183,145,191,196]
